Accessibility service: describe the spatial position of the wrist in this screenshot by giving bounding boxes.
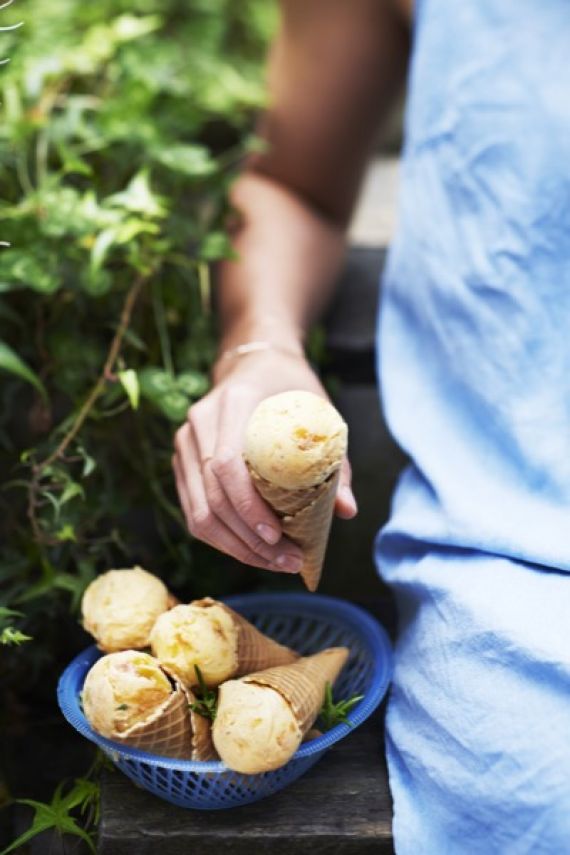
[212,337,306,384]
[217,312,305,357]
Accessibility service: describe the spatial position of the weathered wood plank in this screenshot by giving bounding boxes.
[98,710,393,855]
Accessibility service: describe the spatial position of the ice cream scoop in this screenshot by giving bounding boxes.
[82,650,172,737]
[82,650,216,760]
[244,390,347,489]
[82,566,171,652]
[213,681,302,774]
[213,646,349,774]
[244,391,348,591]
[150,598,298,688]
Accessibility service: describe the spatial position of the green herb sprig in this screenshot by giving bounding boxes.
[319,683,364,731]
[188,665,218,722]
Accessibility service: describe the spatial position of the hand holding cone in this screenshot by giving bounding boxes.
[244,391,348,592]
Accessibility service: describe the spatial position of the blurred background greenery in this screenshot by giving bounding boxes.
[0,0,278,847]
[0,0,278,679]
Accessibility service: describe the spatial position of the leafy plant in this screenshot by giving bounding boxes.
[319,683,364,731]
[0,607,31,646]
[0,1,277,845]
[0,755,104,855]
[0,0,278,694]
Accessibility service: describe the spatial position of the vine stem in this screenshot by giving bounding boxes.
[27,275,147,541]
[36,275,146,471]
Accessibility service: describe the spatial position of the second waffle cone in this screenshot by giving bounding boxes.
[243,646,349,734]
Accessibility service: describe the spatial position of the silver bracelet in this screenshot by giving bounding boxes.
[219,340,304,361]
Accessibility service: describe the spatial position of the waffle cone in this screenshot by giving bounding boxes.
[166,593,180,609]
[243,646,349,735]
[303,727,323,742]
[112,684,193,759]
[247,465,340,592]
[192,598,299,676]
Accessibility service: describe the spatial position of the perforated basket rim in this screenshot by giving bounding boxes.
[57,592,392,773]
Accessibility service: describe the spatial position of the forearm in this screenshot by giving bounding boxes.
[216,172,346,359]
[215,0,409,365]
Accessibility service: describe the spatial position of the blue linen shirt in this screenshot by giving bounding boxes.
[375,1,570,851]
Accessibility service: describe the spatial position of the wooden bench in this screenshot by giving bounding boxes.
[98,707,393,854]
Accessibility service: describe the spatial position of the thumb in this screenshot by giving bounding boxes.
[335,456,358,519]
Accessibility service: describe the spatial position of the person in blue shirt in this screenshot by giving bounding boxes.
[173,2,570,851]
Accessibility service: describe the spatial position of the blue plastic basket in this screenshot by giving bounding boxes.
[58,592,392,810]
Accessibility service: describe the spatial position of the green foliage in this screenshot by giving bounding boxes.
[0,764,102,855]
[0,0,277,691]
[188,664,218,721]
[0,606,32,646]
[319,683,364,731]
[0,339,47,398]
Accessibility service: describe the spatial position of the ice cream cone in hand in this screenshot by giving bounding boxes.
[81,566,172,652]
[82,650,216,760]
[150,597,298,688]
[244,391,348,592]
[212,646,349,774]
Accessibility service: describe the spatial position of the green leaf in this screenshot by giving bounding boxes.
[80,266,112,296]
[0,606,23,621]
[0,250,59,293]
[0,627,32,646]
[155,391,189,423]
[188,665,218,722]
[318,683,364,731]
[76,445,97,477]
[138,366,176,402]
[60,481,85,507]
[111,14,162,43]
[118,368,140,410]
[200,231,236,261]
[176,370,209,398]
[56,524,77,542]
[1,779,98,855]
[106,170,167,219]
[90,227,118,272]
[152,144,217,178]
[0,819,52,855]
[0,340,47,400]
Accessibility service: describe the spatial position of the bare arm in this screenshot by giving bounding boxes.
[218,0,410,351]
[174,0,411,575]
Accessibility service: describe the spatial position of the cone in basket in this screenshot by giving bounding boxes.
[244,391,348,592]
[82,650,216,760]
[212,646,349,774]
[243,646,349,733]
[150,597,298,689]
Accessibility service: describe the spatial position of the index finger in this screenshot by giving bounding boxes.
[211,386,283,546]
[211,449,285,546]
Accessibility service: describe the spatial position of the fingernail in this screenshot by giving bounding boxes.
[256,523,280,545]
[340,486,358,513]
[275,554,303,574]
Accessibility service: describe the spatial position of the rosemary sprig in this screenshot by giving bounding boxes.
[188,665,218,721]
[319,682,364,731]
